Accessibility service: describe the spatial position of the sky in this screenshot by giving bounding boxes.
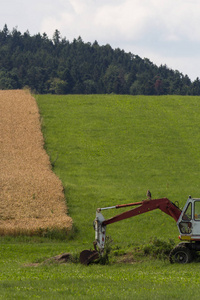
[1,0,200,81]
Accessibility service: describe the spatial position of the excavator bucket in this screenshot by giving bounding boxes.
[80,250,99,265]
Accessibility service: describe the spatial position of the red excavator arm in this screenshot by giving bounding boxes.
[80,198,182,264]
[94,198,182,254]
[102,198,182,226]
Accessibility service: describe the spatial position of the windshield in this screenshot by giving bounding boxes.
[194,201,200,220]
[182,202,192,220]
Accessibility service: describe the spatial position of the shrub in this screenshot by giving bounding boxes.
[141,237,175,260]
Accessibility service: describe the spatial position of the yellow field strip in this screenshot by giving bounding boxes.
[0,90,72,235]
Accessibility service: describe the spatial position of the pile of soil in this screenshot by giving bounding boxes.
[0,90,72,235]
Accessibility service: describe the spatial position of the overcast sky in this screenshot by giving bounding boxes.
[1,0,200,81]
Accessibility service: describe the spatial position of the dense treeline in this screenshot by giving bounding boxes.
[0,24,200,95]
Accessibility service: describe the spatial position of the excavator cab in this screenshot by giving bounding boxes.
[177,197,200,241]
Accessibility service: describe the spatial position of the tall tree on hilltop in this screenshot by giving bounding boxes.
[53,29,61,45]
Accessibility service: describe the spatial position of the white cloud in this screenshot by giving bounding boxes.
[37,0,200,45]
[93,0,200,43]
[95,1,152,40]
[69,0,88,15]
[157,0,200,42]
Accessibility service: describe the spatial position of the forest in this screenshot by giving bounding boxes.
[0,24,200,95]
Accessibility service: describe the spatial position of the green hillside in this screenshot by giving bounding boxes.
[36,94,200,249]
[2,94,200,299]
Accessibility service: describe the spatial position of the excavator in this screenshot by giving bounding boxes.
[80,195,200,265]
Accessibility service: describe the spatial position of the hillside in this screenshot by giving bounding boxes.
[1,24,200,95]
[36,94,200,246]
[1,93,200,298]
[0,90,72,235]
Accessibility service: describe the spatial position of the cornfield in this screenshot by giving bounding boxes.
[0,90,72,236]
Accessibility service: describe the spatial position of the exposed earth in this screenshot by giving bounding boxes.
[0,90,72,235]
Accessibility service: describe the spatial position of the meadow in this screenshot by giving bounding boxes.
[1,94,200,299]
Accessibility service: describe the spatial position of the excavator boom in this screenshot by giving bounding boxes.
[93,198,182,256]
[103,198,182,226]
[80,195,200,265]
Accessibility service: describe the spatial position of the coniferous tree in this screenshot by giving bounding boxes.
[0,25,198,95]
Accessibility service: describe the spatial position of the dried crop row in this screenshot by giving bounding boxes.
[0,90,72,235]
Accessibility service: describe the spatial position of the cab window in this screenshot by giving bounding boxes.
[182,202,192,221]
[194,201,200,220]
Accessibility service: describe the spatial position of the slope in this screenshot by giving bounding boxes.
[36,94,200,248]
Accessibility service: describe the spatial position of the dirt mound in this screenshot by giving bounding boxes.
[0,90,72,235]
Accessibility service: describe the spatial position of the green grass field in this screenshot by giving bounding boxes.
[36,94,200,245]
[1,94,200,299]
